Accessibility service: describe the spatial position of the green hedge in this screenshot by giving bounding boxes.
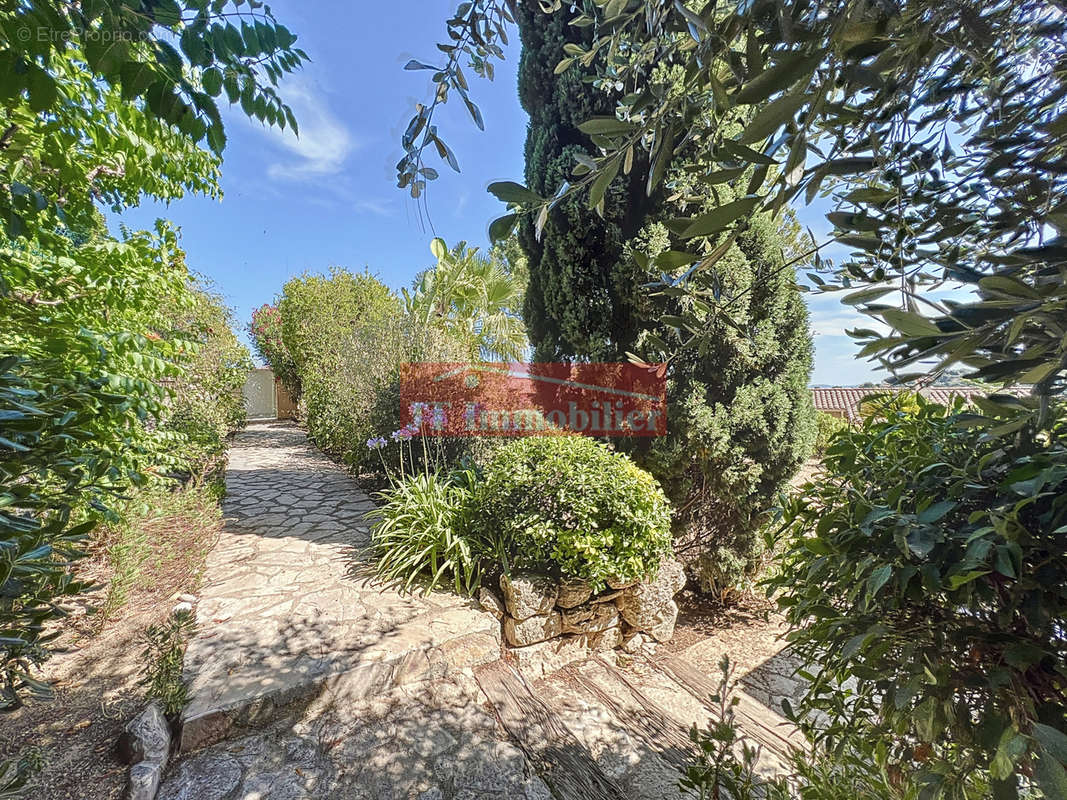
[1,225,250,710]
[277,267,493,473]
[278,268,399,459]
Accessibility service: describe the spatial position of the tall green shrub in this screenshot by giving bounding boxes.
[278,262,515,473]
[1,223,250,709]
[0,0,302,710]
[160,277,252,477]
[631,208,816,597]
[510,8,815,596]
[770,396,1067,797]
[278,268,400,457]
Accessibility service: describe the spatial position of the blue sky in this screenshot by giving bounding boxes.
[117,0,882,386]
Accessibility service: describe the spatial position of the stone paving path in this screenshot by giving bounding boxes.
[160,422,804,800]
[177,422,500,752]
[163,672,552,800]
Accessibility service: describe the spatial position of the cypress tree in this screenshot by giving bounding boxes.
[515,2,653,360]
[515,7,816,596]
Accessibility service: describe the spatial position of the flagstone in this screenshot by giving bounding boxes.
[178,422,500,754]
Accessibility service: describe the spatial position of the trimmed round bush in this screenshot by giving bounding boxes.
[473,436,672,590]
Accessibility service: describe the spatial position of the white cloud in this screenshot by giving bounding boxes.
[808,310,890,338]
[452,190,470,218]
[256,78,355,180]
[803,292,887,339]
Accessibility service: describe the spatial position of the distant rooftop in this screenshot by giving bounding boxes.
[812,386,1025,422]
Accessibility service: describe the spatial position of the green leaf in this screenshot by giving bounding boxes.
[681,197,762,238]
[738,95,809,145]
[588,157,620,210]
[202,67,223,97]
[1035,725,1067,765]
[721,140,778,166]
[488,213,518,242]
[868,564,892,596]
[843,286,895,305]
[120,61,157,101]
[646,124,676,196]
[979,275,1041,299]
[461,94,484,131]
[206,123,227,154]
[735,53,820,105]
[1034,748,1067,800]
[946,570,989,590]
[223,24,245,56]
[837,234,881,252]
[153,0,182,27]
[241,21,261,53]
[882,308,942,337]
[578,117,637,136]
[181,25,209,67]
[487,181,542,205]
[85,34,129,77]
[654,251,698,269]
[918,500,956,523]
[991,728,1028,781]
[1019,361,1060,385]
[27,67,58,113]
[914,698,940,740]
[841,632,869,659]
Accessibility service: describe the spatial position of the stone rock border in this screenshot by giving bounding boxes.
[118,593,198,800]
[479,559,687,680]
[118,701,171,800]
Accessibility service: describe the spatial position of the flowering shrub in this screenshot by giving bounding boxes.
[365,403,454,481]
[249,303,298,396]
[365,403,492,594]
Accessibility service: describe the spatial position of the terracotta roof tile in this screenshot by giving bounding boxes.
[811,386,1026,422]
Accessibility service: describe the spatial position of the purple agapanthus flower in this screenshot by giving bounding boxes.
[391,422,420,442]
[366,436,387,450]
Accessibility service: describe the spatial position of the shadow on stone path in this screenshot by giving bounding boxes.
[177,422,500,753]
[159,422,803,800]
